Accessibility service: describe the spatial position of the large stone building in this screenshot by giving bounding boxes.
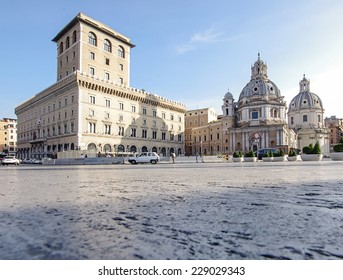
[0,118,17,155]
[325,116,343,147]
[185,54,296,156]
[288,75,330,155]
[15,13,186,159]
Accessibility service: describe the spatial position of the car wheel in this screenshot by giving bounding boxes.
[129,160,137,164]
[150,160,157,164]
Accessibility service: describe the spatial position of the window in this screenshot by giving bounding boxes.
[90,52,95,60]
[142,129,147,138]
[178,116,182,122]
[105,99,111,107]
[104,112,110,119]
[119,77,124,84]
[88,32,97,46]
[291,117,294,125]
[152,131,157,140]
[89,95,95,104]
[162,132,166,140]
[89,67,95,75]
[89,109,95,117]
[59,42,63,54]
[162,112,166,119]
[104,39,111,52]
[71,122,74,133]
[105,58,110,65]
[318,115,321,122]
[118,126,124,136]
[153,110,157,117]
[104,124,111,134]
[119,102,124,110]
[119,64,124,71]
[64,124,68,134]
[143,108,147,115]
[303,115,308,122]
[170,133,175,141]
[130,128,136,137]
[89,122,96,133]
[131,105,136,113]
[72,30,77,44]
[119,115,123,122]
[170,114,174,121]
[66,37,70,49]
[251,111,259,119]
[71,95,74,103]
[178,134,182,142]
[64,98,68,106]
[105,72,110,80]
[118,46,125,58]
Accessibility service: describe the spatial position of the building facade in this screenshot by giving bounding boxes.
[15,13,186,159]
[288,75,330,156]
[185,54,297,156]
[0,118,17,155]
[324,116,343,148]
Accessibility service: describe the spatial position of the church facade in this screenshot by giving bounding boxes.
[185,54,298,156]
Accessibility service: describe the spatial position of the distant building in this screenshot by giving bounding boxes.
[325,116,343,147]
[185,54,297,155]
[15,13,186,159]
[0,118,17,155]
[288,75,330,156]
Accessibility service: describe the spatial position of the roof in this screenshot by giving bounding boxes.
[52,12,135,48]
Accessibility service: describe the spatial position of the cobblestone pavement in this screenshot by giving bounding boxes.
[1,160,343,259]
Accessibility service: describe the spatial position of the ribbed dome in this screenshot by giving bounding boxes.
[288,75,323,112]
[289,92,323,111]
[224,89,234,100]
[239,79,281,100]
[238,54,281,101]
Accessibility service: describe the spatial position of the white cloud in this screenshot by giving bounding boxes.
[175,27,225,55]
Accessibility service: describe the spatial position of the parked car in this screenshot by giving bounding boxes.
[128,152,160,164]
[255,148,279,160]
[1,156,20,165]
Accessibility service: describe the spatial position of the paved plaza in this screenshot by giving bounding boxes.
[0,160,343,259]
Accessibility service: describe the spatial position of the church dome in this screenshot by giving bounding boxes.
[224,89,234,100]
[288,75,323,112]
[238,54,281,101]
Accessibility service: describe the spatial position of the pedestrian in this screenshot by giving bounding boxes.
[171,152,176,163]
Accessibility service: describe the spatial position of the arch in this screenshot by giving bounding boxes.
[117,144,125,153]
[88,32,97,46]
[70,143,75,150]
[170,147,175,154]
[141,146,148,153]
[178,148,182,155]
[104,39,112,52]
[66,36,70,49]
[160,147,166,156]
[103,144,111,152]
[59,42,64,54]
[152,147,157,153]
[118,45,125,58]
[72,30,77,44]
[87,143,97,151]
[130,145,137,153]
[64,143,69,150]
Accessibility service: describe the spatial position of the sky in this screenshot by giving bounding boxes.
[1,0,343,119]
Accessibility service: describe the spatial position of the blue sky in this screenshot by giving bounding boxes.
[1,0,343,119]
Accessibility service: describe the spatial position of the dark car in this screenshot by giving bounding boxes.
[255,148,279,160]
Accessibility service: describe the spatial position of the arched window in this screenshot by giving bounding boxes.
[88,32,97,46]
[72,30,77,44]
[142,146,148,153]
[117,144,125,153]
[87,143,97,151]
[103,144,111,152]
[130,145,137,153]
[66,36,70,49]
[104,39,112,52]
[59,42,64,54]
[118,46,125,58]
